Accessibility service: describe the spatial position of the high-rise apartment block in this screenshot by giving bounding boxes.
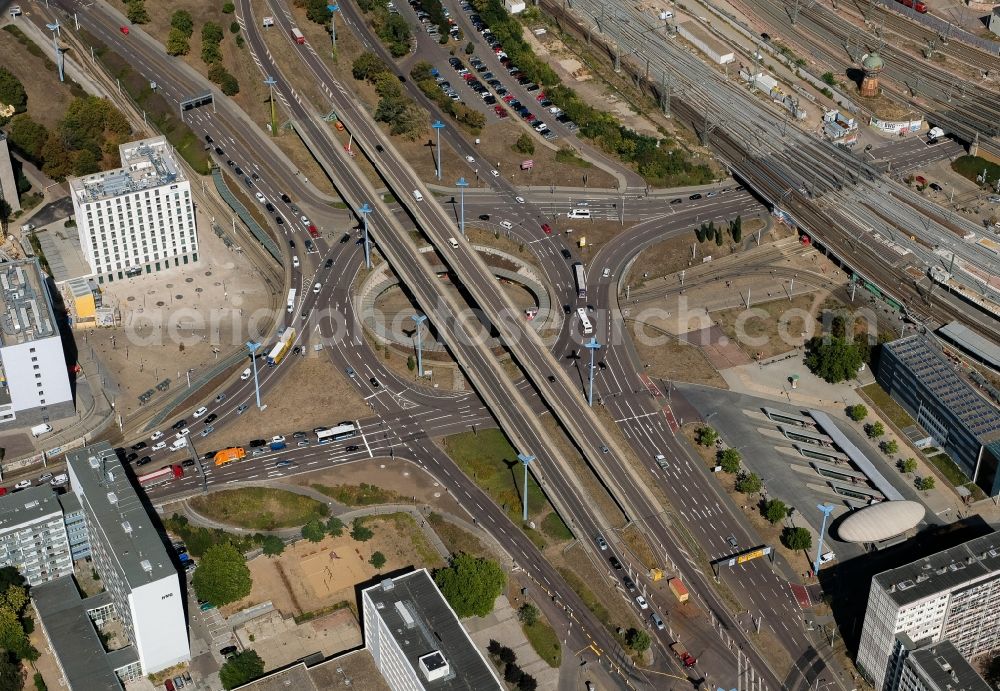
[66,442,189,675]
[69,135,197,283]
[0,258,74,427]
[888,637,991,691]
[362,569,502,690]
[0,485,73,585]
[856,532,1000,689]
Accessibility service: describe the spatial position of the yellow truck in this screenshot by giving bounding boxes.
[214,447,246,466]
[669,577,689,603]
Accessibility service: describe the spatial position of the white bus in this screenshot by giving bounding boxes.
[286,288,297,313]
[577,307,593,335]
[316,423,357,443]
[572,262,587,299]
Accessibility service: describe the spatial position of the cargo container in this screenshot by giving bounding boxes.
[138,465,184,489]
[214,447,246,466]
[669,577,689,603]
[291,27,306,44]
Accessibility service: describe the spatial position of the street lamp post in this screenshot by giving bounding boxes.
[264,76,278,135]
[246,341,266,410]
[46,22,64,82]
[432,120,445,181]
[813,503,835,575]
[411,313,427,378]
[456,177,469,236]
[517,453,535,522]
[584,336,602,406]
[359,202,373,269]
[326,4,339,48]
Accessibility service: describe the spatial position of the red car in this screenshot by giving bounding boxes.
[541,223,552,234]
[120,25,130,35]
[308,225,320,238]
[524,113,536,123]
[502,94,515,103]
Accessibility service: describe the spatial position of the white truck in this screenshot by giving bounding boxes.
[30,423,52,438]
[927,126,945,142]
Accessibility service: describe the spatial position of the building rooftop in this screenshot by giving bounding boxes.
[235,650,391,691]
[57,491,83,515]
[906,639,991,691]
[33,575,130,690]
[66,442,175,589]
[809,409,904,501]
[883,336,1000,441]
[937,321,1000,370]
[363,570,502,690]
[0,485,64,533]
[69,135,184,205]
[873,531,1000,607]
[0,258,57,346]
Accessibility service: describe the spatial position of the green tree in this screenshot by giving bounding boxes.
[626,627,651,652]
[917,476,936,491]
[718,447,741,473]
[0,584,34,660]
[781,526,812,551]
[465,41,475,54]
[305,0,333,23]
[504,663,523,684]
[0,656,22,691]
[301,518,326,543]
[202,21,225,44]
[72,149,99,176]
[764,499,788,524]
[735,472,762,494]
[201,41,223,65]
[821,71,836,86]
[434,553,506,617]
[983,652,1000,687]
[223,2,236,13]
[192,544,252,606]
[866,421,885,439]
[170,9,194,36]
[369,551,387,569]
[730,217,742,244]
[0,198,11,238]
[33,671,46,691]
[847,404,868,422]
[407,355,415,371]
[517,603,539,626]
[208,65,240,95]
[0,67,27,115]
[166,28,191,56]
[7,115,50,163]
[40,134,73,181]
[514,133,535,155]
[804,336,864,383]
[518,675,538,691]
[695,225,705,243]
[881,439,899,455]
[230,21,240,34]
[899,457,918,474]
[696,426,718,447]
[326,516,344,537]
[715,226,723,245]
[350,518,374,542]
[126,0,149,24]
[261,535,285,557]
[353,52,388,82]
[219,650,265,690]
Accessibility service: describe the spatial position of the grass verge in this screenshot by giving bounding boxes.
[189,487,328,530]
[860,383,916,429]
[522,618,561,667]
[427,512,491,558]
[540,511,573,540]
[952,155,1000,188]
[556,566,609,624]
[310,482,403,506]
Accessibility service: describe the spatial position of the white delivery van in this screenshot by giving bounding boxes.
[169,438,189,452]
[567,208,591,219]
[241,367,252,380]
[413,190,424,201]
[448,237,459,249]
[30,423,52,437]
[50,473,68,486]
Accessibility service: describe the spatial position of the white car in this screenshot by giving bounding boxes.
[292,256,300,268]
[514,196,525,204]
[299,215,310,226]
[193,406,208,418]
[602,267,610,278]
[465,155,475,163]
[313,282,321,294]
[241,367,252,380]
[635,595,649,610]
[150,431,163,441]
[255,192,267,203]
[14,480,31,490]
[490,169,500,177]
[271,435,286,444]
[176,428,190,438]
[152,441,167,451]
[500,220,513,230]
[548,106,562,115]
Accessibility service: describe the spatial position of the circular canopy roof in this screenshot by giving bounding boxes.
[862,52,884,71]
[837,500,924,543]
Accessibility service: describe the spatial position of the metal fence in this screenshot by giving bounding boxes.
[212,169,283,263]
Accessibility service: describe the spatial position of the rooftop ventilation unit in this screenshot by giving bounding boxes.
[380,578,396,592]
[122,521,132,535]
[418,651,449,682]
[88,455,100,469]
[898,580,916,590]
[140,559,152,573]
[395,601,415,628]
[107,492,118,505]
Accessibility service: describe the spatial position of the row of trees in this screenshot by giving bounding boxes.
[298,0,334,24]
[167,10,195,56]
[410,61,486,132]
[694,216,743,246]
[0,567,40,690]
[486,640,539,691]
[352,53,426,138]
[355,0,413,56]
[5,97,131,180]
[126,0,149,24]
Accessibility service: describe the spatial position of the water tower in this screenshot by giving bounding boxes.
[859,52,884,98]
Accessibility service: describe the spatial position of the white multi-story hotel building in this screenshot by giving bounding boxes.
[69,136,197,283]
[0,258,74,427]
[856,532,1000,690]
[66,442,190,677]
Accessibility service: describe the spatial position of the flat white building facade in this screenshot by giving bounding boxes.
[67,443,189,676]
[70,136,197,284]
[0,259,74,427]
[0,486,73,585]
